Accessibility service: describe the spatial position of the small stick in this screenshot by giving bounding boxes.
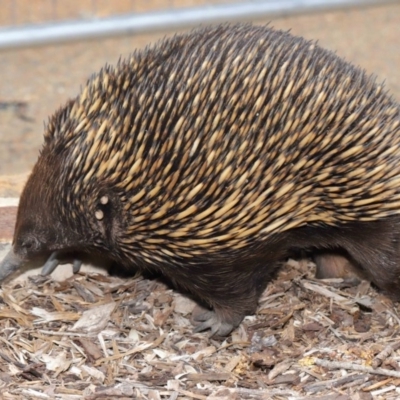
[372,342,400,368]
[304,372,368,394]
[314,358,400,378]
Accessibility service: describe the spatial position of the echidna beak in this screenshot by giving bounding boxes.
[0,249,24,281]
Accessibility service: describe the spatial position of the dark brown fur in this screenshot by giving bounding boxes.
[4,24,400,336]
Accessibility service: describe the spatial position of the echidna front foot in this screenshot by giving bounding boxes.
[41,251,82,276]
[191,304,245,336]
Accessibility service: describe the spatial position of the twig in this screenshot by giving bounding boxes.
[372,342,400,368]
[95,334,166,365]
[304,372,368,394]
[371,385,397,397]
[301,281,351,302]
[363,378,393,392]
[212,387,301,398]
[314,357,400,378]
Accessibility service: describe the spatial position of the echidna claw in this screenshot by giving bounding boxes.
[192,305,235,337]
[41,252,59,275]
[72,259,82,274]
[193,314,235,337]
[41,252,82,276]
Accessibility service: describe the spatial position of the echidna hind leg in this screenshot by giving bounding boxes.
[314,252,365,282]
[312,218,400,298]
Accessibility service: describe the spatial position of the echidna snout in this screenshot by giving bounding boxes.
[1,23,400,337]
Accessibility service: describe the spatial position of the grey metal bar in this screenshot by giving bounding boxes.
[0,0,397,49]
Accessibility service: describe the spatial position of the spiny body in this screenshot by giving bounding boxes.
[1,24,400,336]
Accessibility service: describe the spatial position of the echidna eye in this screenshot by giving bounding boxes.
[94,237,103,245]
[17,236,41,254]
[24,240,33,249]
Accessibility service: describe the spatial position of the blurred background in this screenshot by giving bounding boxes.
[0,0,399,177]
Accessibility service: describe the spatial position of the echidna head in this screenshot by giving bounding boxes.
[13,172,66,260]
[0,139,123,280]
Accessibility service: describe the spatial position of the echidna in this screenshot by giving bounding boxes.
[1,24,400,336]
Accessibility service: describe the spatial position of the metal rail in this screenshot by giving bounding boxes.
[0,0,397,49]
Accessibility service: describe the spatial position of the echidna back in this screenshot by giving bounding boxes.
[45,24,400,253]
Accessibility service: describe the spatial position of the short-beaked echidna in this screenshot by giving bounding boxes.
[1,24,400,336]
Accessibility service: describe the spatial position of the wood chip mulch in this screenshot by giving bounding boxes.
[0,257,400,400]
